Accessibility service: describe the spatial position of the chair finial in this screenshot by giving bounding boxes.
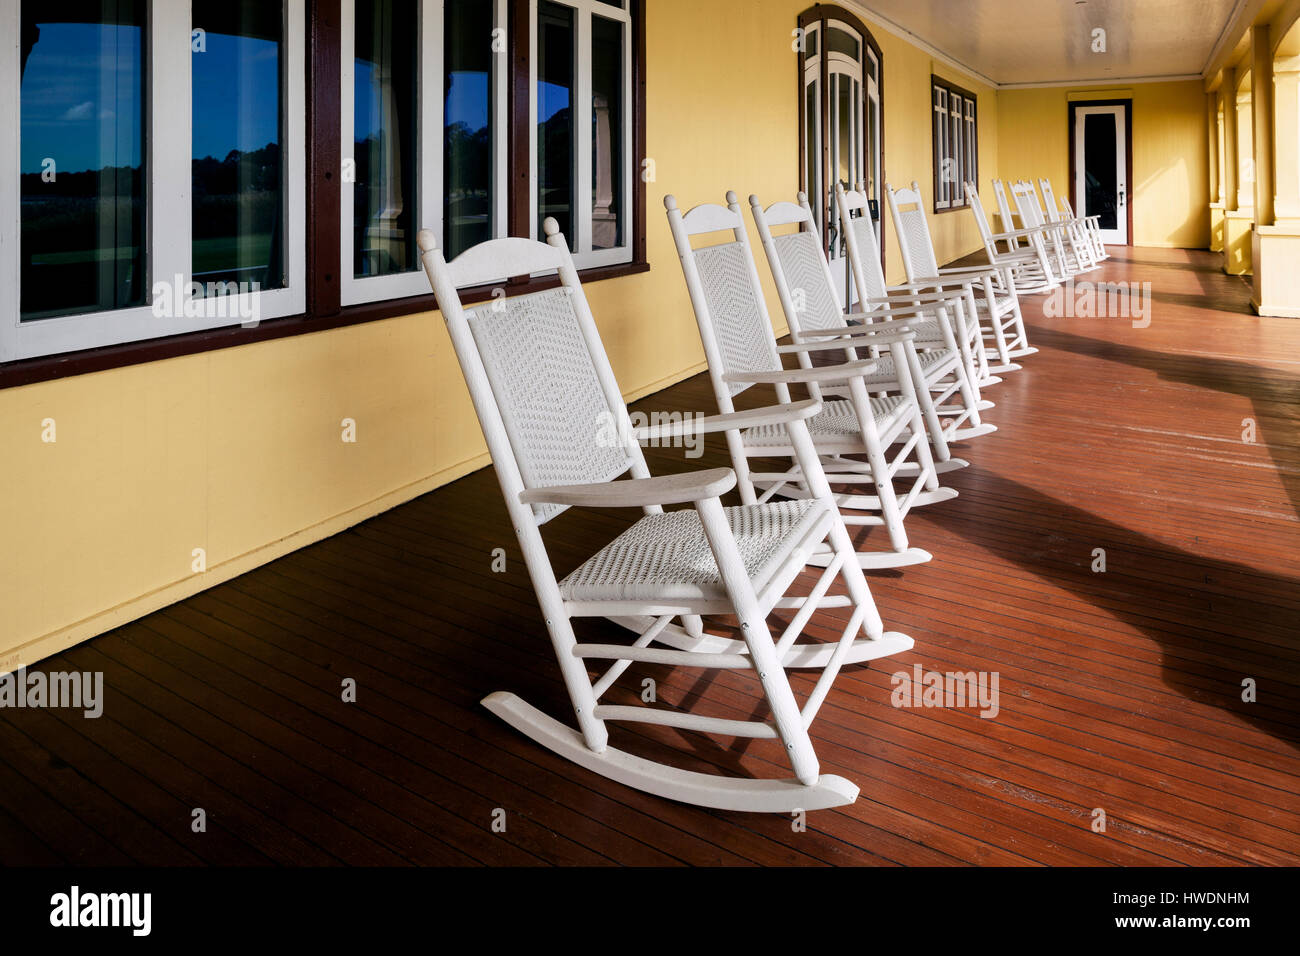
[543,216,560,238]
[663,194,678,211]
[796,190,808,204]
[417,229,438,253]
[725,189,739,206]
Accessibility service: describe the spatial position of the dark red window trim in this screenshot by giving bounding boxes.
[796,4,885,267]
[1,0,648,391]
[931,74,978,215]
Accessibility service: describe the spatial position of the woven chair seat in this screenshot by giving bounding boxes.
[559,499,824,603]
[743,396,907,447]
[820,346,954,386]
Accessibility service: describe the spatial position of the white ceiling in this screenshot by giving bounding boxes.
[855,0,1245,87]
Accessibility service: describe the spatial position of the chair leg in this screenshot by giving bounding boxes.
[694,496,820,787]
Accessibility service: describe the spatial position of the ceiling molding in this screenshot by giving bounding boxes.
[847,0,1245,91]
[1000,73,1204,90]
[844,1,1000,89]
[1201,0,1264,76]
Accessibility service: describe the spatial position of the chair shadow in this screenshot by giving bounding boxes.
[929,464,1300,750]
[1031,325,1300,520]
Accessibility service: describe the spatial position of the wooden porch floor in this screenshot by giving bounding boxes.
[3,247,1299,866]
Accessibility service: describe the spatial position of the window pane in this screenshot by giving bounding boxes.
[351,0,418,277]
[804,80,819,206]
[835,73,851,187]
[1084,113,1119,230]
[537,1,574,243]
[193,0,284,292]
[445,0,493,260]
[591,15,623,250]
[20,0,147,321]
[826,27,859,61]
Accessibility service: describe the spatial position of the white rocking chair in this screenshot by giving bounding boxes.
[886,181,1037,376]
[1011,180,1094,277]
[1035,178,1100,272]
[417,220,913,813]
[963,180,1060,295]
[665,191,953,570]
[1057,193,1109,263]
[747,188,989,470]
[824,184,998,446]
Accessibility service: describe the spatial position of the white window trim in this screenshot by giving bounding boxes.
[0,0,306,363]
[340,0,509,306]
[934,86,949,209]
[949,92,965,207]
[529,0,633,270]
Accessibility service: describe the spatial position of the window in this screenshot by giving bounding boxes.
[2,0,645,378]
[532,0,634,269]
[933,76,977,212]
[341,0,510,306]
[798,6,882,300]
[2,1,306,363]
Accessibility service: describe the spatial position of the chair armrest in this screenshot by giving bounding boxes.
[855,288,968,307]
[631,398,822,441]
[991,225,1057,240]
[520,468,737,509]
[796,316,915,339]
[778,329,916,353]
[723,358,880,386]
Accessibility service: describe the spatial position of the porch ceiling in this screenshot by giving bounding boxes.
[857,0,1242,86]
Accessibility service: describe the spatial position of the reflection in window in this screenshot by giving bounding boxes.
[351,0,417,277]
[537,1,574,242]
[590,15,623,250]
[193,0,285,291]
[19,0,147,321]
[444,0,493,260]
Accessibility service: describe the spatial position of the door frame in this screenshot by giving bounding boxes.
[1068,98,1133,246]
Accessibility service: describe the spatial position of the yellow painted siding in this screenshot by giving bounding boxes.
[998,81,1211,248]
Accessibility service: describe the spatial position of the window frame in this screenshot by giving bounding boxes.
[1,0,647,389]
[931,74,978,215]
[1,0,308,364]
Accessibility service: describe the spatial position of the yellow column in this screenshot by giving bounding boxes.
[1222,69,1239,210]
[1253,27,1276,224]
[1253,51,1300,317]
[1207,93,1220,200]
[1275,57,1300,223]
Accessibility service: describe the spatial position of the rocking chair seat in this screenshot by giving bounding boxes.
[743,396,908,447]
[854,347,955,385]
[559,498,827,603]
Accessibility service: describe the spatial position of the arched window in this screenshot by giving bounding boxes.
[798,4,883,297]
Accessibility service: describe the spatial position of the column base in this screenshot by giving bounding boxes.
[1209,203,1225,253]
[1224,210,1255,275]
[1251,223,1300,317]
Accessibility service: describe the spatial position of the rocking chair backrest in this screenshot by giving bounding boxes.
[992,179,1018,233]
[963,181,997,247]
[748,192,847,335]
[835,182,891,304]
[665,192,782,402]
[1011,180,1046,229]
[885,181,941,283]
[418,221,643,525]
[1038,178,1064,223]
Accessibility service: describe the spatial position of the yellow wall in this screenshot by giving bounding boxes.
[10,2,1220,670]
[998,81,1211,248]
